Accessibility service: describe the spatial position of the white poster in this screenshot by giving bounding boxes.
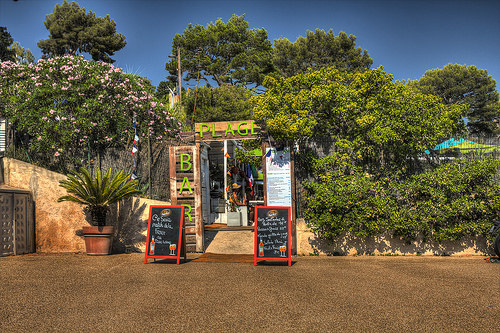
[265,148,292,207]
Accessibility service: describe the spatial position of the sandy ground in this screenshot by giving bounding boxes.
[1,253,499,332]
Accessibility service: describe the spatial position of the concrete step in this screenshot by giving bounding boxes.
[204,229,254,254]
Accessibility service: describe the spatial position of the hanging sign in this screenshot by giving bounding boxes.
[144,205,185,264]
[265,148,292,207]
[195,120,263,141]
[254,206,291,266]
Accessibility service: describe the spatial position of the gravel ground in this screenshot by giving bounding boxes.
[0,253,499,332]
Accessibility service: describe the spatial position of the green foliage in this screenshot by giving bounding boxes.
[235,139,262,165]
[304,157,394,239]
[395,157,500,241]
[270,66,496,243]
[166,14,273,88]
[183,85,253,124]
[10,42,35,64]
[0,26,15,61]
[254,66,465,175]
[273,29,372,77]
[37,0,126,63]
[155,80,175,100]
[58,167,142,226]
[409,64,500,135]
[303,156,500,242]
[0,55,181,169]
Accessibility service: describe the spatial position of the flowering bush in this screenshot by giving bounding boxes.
[0,55,180,165]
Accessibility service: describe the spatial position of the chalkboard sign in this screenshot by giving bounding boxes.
[254,206,291,266]
[144,205,185,264]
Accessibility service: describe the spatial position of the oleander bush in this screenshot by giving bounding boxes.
[0,55,181,170]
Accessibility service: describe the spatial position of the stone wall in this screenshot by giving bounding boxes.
[297,219,493,256]
[1,158,168,253]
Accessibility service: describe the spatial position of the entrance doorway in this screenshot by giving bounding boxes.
[205,139,264,228]
[170,120,295,254]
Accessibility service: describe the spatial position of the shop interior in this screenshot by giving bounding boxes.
[202,139,264,227]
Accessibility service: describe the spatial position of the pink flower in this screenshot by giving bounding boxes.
[54,152,60,156]
[49,110,56,114]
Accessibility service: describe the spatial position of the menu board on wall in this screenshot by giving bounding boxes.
[254,206,291,266]
[144,205,185,264]
[265,148,292,207]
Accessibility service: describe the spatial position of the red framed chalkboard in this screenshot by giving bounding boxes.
[254,206,291,266]
[144,205,185,264]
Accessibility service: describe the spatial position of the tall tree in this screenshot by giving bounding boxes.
[10,42,35,64]
[0,26,15,61]
[410,64,500,135]
[253,66,465,171]
[155,80,175,101]
[273,29,372,77]
[37,0,126,63]
[166,14,274,88]
[183,85,253,124]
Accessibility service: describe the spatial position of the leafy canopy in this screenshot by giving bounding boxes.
[0,26,15,62]
[166,14,274,88]
[37,0,126,63]
[0,55,181,168]
[409,64,500,135]
[10,42,35,64]
[273,29,373,77]
[183,85,253,124]
[254,66,465,173]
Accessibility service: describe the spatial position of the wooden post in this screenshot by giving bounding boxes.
[169,145,203,253]
[194,142,203,252]
[262,140,269,206]
[290,144,297,255]
[177,47,182,106]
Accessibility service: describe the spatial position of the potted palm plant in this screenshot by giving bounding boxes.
[58,167,143,255]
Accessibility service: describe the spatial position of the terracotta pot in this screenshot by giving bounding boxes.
[82,226,115,255]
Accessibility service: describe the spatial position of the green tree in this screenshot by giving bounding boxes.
[273,29,372,78]
[166,14,274,88]
[37,0,126,63]
[155,79,176,101]
[0,26,15,61]
[254,66,465,174]
[410,64,500,135]
[10,42,35,64]
[183,85,253,124]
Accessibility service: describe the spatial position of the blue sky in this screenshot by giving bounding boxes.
[1,0,499,90]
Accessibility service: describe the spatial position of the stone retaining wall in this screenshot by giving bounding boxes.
[296,219,493,256]
[1,158,167,253]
